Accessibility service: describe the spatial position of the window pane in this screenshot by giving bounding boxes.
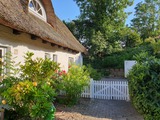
[32,0,36,10]
[53,54,57,62]
[68,57,74,65]
[45,53,51,59]
[37,3,40,11]
[29,1,34,8]
[38,9,42,15]
[29,0,46,20]
[32,0,36,7]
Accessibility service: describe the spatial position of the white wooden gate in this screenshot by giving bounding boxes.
[81,79,130,101]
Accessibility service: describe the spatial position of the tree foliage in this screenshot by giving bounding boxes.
[128,52,160,119]
[65,0,159,70]
[65,0,132,67]
[60,64,90,105]
[131,0,160,40]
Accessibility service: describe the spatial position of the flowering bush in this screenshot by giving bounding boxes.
[60,64,90,105]
[0,52,60,119]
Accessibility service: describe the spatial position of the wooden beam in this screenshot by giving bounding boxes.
[57,45,62,48]
[71,50,74,53]
[51,43,56,47]
[67,48,71,52]
[31,34,37,40]
[73,50,77,53]
[42,40,47,44]
[72,50,78,54]
[63,47,67,50]
[13,29,21,35]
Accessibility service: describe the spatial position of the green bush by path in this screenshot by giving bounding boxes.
[86,64,102,80]
[128,52,160,120]
[60,64,90,105]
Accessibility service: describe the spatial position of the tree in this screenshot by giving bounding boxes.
[119,27,142,48]
[61,0,134,69]
[73,0,133,55]
[63,19,93,47]
[131,0,160,40]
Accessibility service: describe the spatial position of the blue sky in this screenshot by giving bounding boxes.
[52,0,143,25]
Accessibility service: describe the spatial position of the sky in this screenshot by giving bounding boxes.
[52,0,143,25]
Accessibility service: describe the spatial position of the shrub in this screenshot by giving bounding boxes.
[60,65,90,105]
[102,43,154,69]
[86,64,102,80]
[151,41,160,58]
[0,52,59,119]
[145,37,156,43]
[128,52,160,120]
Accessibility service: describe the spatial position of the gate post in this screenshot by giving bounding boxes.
[90,78,94,99]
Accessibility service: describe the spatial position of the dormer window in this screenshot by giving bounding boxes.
[29,0,47,21]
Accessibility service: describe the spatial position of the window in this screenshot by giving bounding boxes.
[53,54,57,62]
[28,0,47,21]
[45,53,51,59]
[0,47,6,76]
[0,49,2,76]
[76,54,83,66]
[68,57,74,65]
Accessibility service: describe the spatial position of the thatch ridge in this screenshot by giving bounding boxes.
[0,0,86,53]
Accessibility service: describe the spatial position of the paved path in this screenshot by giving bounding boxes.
[55,99,144,120]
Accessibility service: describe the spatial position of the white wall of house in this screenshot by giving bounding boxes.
[0,25,83,72]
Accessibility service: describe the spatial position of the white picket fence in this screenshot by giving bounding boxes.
[81,79,130,101]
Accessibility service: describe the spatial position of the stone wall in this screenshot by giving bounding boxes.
[106,68,124,78]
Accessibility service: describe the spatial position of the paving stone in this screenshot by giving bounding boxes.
[55,99,144,120]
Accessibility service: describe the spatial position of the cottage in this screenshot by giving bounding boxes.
[0,0,86,71]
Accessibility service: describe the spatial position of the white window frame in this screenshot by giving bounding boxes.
[68,57,74,65]
[28,0,47,21]
[53,54,58,63]
[45,53,51,59]
[0,47,7,76]
[0,48,3,76]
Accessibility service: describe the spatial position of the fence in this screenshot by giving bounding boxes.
[81,79,130,101]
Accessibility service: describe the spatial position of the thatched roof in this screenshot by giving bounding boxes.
[0,0,86,53]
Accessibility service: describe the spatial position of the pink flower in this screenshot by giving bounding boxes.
[58,70,66,76]
[62,70,66,74]
[58,71,62,76]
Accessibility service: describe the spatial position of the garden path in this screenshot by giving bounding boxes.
[55,99,143,120]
